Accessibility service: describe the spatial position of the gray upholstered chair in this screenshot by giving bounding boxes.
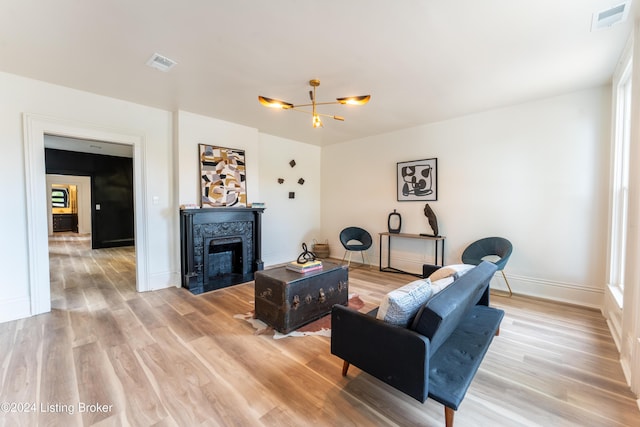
[339,227,372,267]
[461,237,513,297]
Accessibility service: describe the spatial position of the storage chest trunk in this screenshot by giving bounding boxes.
[254,261,348,333]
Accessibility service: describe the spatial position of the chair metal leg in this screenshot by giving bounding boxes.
[360,250,368,267]
[342,249,370,269]
[362,250,371,268]
[501,270,513,297]
[342,250,354,267]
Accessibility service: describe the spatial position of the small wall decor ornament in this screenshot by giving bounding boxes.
[387,209,402,233]
[289,159,296,168]
[278,178,284,184]
[298,178,305,185]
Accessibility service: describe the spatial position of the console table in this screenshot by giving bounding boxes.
[379,232,446,278]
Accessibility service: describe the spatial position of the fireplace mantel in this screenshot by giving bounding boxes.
[180,207,265,294]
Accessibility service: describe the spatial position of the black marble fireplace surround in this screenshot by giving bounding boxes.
[180,207,265,294]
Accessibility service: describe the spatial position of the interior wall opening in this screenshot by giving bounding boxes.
[44,134,137,299]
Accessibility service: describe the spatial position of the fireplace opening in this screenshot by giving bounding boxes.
[208,237,244,278]
[202,235,254,292]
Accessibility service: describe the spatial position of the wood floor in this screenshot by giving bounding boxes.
[0,234,638,426]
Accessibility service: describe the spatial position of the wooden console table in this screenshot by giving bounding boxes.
[379,232,446,278]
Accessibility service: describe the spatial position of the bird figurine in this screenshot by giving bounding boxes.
[422,203,439,237]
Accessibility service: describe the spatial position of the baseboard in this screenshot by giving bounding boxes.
[385,255,603,308]
[603,286,623,350]
[0,296,31,324]
[491,273,603,308]
[147,271,180,291]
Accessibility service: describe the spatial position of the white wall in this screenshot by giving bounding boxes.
[0,71,175,323]
[0,74,324,324]
[175,110,261,207]
[322,86,611,307]
[0,68,611,323]
[258,133,322,266]
[173,111,323,268]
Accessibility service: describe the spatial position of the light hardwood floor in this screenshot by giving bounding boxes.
[0,234,638,426]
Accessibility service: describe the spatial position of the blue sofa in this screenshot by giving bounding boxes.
[331,261,504,427]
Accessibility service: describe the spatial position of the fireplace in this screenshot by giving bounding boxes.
[180,207,264,294]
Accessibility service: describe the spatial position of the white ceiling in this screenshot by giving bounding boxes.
[0,1,636,146]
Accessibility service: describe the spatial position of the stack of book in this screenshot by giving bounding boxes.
[286,259,323,273]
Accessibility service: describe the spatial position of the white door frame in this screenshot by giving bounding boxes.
[23,113,149,315]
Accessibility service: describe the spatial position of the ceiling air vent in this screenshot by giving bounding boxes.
[591,1,631,31]
[146,53,177,72]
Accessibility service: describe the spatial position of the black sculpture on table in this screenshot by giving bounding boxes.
[421,203,439,237]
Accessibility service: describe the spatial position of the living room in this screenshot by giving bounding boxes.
[1,1,640,424]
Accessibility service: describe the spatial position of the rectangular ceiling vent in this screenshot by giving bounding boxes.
[146,53,177,72]
[591,1,632,31]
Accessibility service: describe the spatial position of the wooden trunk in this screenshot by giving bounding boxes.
[254,261,348,333]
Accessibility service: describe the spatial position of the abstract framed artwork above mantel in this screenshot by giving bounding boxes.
[200,144,247,207]
[397,158,437,201]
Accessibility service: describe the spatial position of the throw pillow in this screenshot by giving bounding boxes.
[429,264,475,294]
[376,279,433,327]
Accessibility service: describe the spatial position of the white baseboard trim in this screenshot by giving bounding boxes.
[0,296,32,324]
[603,286,623,350]
[387,256,604,308]
[491,273,603,308]
[147,271,180,291]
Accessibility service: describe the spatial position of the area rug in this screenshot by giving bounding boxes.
[234,293,365,339]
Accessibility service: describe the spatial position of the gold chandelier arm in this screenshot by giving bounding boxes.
[258,96,294,109]
[337,95,371,105]
[316,112,345,120]
[299,101,341,107]
[290,108,344,120]
[293,100,367,108]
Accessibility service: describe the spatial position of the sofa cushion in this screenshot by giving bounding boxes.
[376,279,432,326]
[428,305,505,410]
[410,261,498,355]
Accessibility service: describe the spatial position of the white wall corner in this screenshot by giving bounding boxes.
[148,271,181,291]
[0,297,31,324]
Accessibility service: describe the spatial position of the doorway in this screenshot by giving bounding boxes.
[44,137,135,249]
[46,175,92,235]
[23,113,149,317]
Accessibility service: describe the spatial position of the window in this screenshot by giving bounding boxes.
[609,55,632,304]
[51,188,69,208]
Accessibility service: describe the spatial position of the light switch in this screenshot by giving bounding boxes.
[152,196,159,205]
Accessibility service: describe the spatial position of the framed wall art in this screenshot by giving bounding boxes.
[199,144,247,207]
[397,158,437,201]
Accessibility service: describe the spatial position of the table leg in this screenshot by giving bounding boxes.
[379,234,382,271]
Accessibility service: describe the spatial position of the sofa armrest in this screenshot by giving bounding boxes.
[331,304,431,402]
